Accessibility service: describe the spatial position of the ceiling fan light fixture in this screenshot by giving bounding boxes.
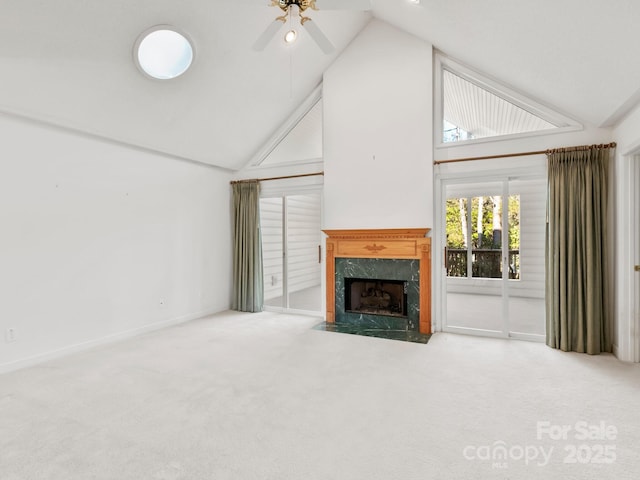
[284,29,298,44]
[255,0,370,54]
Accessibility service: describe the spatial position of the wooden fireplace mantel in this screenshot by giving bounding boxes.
[323,228,431,333]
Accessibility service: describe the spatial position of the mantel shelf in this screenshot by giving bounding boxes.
[323,228,431,240]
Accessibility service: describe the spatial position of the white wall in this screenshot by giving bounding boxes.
[612,103,640,361]
[0,114,232,372]
[614,102,640,153]
[323,20,433,229]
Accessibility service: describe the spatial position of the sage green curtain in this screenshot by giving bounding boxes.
[232,181,264,312]
[546,146,612,354]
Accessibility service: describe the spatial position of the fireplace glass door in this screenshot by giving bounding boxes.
[442,176,546,340]
[260,192,322,313]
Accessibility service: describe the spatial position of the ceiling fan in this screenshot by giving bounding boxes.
[253,0,372,54]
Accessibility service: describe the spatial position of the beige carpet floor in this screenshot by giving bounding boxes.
[1,311,639,479]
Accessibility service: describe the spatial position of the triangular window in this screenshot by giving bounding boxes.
[251,87,323,167]
[435,53,581,146]
[261,99,322,165]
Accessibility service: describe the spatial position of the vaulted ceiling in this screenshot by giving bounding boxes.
[2,0,639,170]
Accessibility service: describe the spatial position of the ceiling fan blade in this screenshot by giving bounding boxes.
[315,0,372,10]
[252,19,285,51]
[301,18,335,54]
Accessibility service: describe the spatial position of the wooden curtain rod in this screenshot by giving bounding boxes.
[433,150,545,165]
[546,142,616,154]
[230,171,324,185]
[433,142,617,165]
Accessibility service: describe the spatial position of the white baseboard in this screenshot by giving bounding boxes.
[0,308,223,375]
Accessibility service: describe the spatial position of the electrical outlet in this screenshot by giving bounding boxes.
[5,328,16,343]
[159,300,165,307]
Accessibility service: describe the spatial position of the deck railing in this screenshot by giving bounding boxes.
[446,248,520,279]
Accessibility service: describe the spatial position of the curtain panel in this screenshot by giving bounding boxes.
[546,146,612,354]
[232,181,264,312]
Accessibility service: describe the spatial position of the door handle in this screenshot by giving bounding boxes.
[635,265,640,272]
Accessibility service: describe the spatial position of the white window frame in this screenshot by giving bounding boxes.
[445,193,521,282]
[433,159,547,337]
[247,85,323,168]
[434,52,582,150]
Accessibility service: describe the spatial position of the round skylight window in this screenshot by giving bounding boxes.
[135,27,194,80]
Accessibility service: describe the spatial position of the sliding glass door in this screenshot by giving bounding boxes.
[260,192,322,313]
[443,175,545,340]
[506,177,546,338]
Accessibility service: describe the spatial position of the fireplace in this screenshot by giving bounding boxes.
[335,257,420,330]
[323,229,432,334]
[345,278,408,318]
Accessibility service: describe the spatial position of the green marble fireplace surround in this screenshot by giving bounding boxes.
[335,258,420,331]
[322,229,432,343]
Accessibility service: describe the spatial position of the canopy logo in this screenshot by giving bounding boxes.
[463,421,617,469]
[463,441,553,469]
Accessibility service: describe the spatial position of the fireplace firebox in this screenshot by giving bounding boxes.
[345,278,407,318]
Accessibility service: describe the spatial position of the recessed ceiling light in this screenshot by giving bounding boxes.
[409,0,421,4]
[284,29,298,44]
[134,26,194,80]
